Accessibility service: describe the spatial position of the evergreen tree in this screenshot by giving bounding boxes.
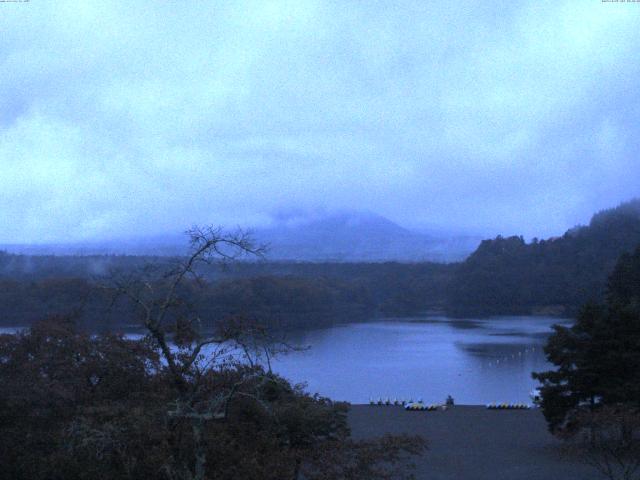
[533,245,640,433]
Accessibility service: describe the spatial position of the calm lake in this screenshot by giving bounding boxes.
[270,316,570,405]
[0,315,569,405]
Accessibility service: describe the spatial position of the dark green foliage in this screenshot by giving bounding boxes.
[0,261,454,331]
[448,199,640,316]
[608,246,640,310]
[533,245,640,433]
[199,275,374,330]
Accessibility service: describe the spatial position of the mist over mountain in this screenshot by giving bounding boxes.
[0,212,481,262]
[255,212,480,262]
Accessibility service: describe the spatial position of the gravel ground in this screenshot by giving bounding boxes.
[348,405,601,480]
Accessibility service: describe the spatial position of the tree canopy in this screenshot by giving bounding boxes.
[448,199,640,316]
[533,244,640,433]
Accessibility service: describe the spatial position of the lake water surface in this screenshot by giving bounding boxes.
[270,316,570,405]
[1,316,568,405]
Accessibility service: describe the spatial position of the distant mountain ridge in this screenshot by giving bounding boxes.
[2,200,640,324]
[1,212,482,262]
[255,212,480,262]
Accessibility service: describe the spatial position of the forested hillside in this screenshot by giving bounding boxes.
[2,200,640,329]
[447,199,640,316]
[0,259,453,331]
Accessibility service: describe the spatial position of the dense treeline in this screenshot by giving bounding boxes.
[0,256,452,330]
[2,199,640,329]
[200,276,373,330]
[447,199,640,316]
[0,276,375,331]
[203,262,453,316]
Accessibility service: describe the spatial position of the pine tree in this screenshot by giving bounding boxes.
[533,245,640,432]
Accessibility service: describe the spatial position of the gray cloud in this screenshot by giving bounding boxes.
[1,0,639,243]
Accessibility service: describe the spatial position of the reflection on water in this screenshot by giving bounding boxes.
[270,316,571,404]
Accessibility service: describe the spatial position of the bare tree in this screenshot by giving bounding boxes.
[102,226,425,480]
[108,226,299,480]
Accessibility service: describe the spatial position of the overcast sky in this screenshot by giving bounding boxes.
[1,0,639,243]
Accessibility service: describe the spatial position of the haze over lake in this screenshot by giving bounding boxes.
[271,316,569,405]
